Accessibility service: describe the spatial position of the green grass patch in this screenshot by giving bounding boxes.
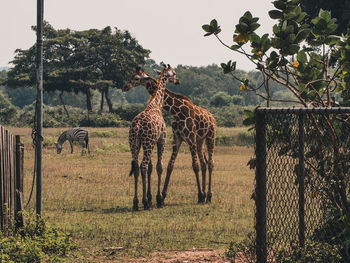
[90,130,121,138]
[216,131,254,146]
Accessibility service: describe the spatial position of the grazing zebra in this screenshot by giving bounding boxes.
[55,128,90,155]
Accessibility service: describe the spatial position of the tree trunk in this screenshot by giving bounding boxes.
[105,87,114,113]
[59,91,70,118]
[86,88,93,112]
[100,89,105,114]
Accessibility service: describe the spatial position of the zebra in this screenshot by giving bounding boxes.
[55,128,90,155]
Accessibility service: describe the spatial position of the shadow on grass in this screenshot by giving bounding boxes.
[102,206,133,214]
[101,202,185,214]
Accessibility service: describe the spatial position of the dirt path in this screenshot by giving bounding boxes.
[124,249,230,263]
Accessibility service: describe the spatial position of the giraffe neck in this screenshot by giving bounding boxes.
[145,73,167,111]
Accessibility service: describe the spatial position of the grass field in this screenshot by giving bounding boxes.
[9,127,255,262]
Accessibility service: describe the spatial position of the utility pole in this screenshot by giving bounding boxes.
[36,0,44,215]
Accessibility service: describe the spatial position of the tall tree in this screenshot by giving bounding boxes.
[301,0,350,35]
[6,22,150,113]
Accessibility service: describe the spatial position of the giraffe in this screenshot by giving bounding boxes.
[123,67,216,204]
[125,64,179,210]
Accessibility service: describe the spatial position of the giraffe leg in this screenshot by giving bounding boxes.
[129,125,141,210]
[206,136,215,203]
[197,139,207,202]
[161,132,182,204]
[188,142,205,203]
[147,160,153,206]
[132,160,139,211]
[140,149,152,210]
[156,131,166,208]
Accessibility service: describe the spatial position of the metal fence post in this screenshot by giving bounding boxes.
[255,110,267,263]
[298,113,305,247]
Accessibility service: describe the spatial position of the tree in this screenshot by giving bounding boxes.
[6,22,150,114]
[301,0,350,35]
[0,91,17,125]
[203,0,350,255]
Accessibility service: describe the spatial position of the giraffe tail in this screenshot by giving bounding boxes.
[129,160,138,177]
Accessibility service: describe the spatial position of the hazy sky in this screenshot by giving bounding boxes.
[0,0,274,71]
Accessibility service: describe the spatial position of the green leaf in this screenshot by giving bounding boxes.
[236,22,249,33]
[319,9,331,21]
[289,44,300,54]
[269,10,283,19]
[243,11,253,19]
[250,23,261,32]
[210,19,218,28]
[297,50,307,64]
[273,0,286,10]
[295,29,311,43]
[230,44,241,50]
[202,24,211,32]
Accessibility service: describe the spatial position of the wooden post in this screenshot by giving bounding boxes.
[15,135,24,229]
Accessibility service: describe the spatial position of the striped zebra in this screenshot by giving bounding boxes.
[55,128,90,155]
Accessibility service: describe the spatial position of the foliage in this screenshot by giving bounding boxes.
[301,0,350,36]
[203,0,350,259]
[225,232,256,263]
[215,131,254,146]
[0,212,75,262]
[276,241,342,262]
[79,113,127,127]
[0,90,18,125]
[5,22,150,113]
[14,103,129,128]
[90,130,121,138]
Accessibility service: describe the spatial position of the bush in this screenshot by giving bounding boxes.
[90,130,121,138]
[225,232,256,263]
[79,113,128,127]
[215,131,254,146]
[0,91,18,125]
[114,104,145,122]
[0,213,76,262]
[276,241,342,263]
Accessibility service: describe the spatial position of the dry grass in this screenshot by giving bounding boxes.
[9,127,255,262]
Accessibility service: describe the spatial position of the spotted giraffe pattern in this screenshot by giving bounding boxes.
[123,68,216,204]
[125,65,179,210]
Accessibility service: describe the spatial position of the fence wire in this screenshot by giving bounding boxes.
[255,107,350,263]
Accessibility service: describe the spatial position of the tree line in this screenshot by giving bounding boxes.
[0,21,293,127]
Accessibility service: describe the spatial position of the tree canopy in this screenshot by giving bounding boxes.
[6,22,150,113]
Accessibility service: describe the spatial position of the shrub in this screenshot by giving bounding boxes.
[0,213,76,262]
[276,241,342,263]
[225,232,256,263]
[78,113,128,127]
[215,131,254,146]
[90,130,121,138]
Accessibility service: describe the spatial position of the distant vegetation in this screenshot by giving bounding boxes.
[0,61,293,128]
[0,21,294,128]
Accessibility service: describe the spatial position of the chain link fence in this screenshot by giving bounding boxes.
[255,107,350,263]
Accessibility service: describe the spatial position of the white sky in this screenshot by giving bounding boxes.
[0,0,274,71]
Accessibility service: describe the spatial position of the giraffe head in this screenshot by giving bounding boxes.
[155,64,180,85]
[123,66,154,92]
[123,65,180,92]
